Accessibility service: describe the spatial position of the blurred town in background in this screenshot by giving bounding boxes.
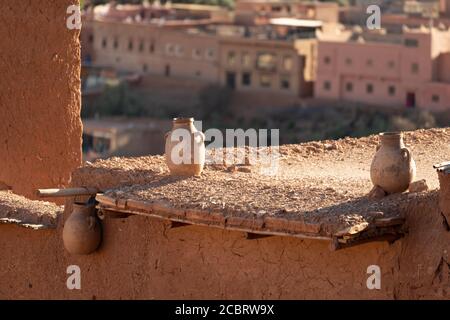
[80,0,450,160]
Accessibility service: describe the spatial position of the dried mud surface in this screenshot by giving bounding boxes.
[0,191,61,229]
[85,128,450,236]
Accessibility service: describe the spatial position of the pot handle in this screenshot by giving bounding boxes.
[194,131,205,143]
[88,216,96,230]
[401,148,411,162]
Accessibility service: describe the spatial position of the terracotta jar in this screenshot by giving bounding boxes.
[165,118,205,176]
[63,201,102,255]
[370,132,416,194]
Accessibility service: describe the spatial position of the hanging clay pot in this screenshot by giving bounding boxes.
[370,132,416,194]
[165,118,205,176]
[63,201,102,255]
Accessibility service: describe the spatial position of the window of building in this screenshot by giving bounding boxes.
[283,56,293,71]
[346,82,353,92]
[323,81,331,91]
[404,38,419,47]
[149,41,155,53]
[128,39,133,51]
[280,77,290,89]
[113,38,119,50]
[101,37,107,48]
[388,60,395,69]
[139,40,144,52]
[242,53,251,67]
[260,74,271,87]
[256,53,277,71]
[165,43,174,55]
[142,64,148,73]
[411,63,419,74]
[175,45,184,57]
[366,59,373,67]
[88,34,94,44]
[388,85,396,96]
[272,5,282,12]
[206,48,215,60]
[307,8,315,18]
[227,51,236,66]
[324,56,331,65]
[242,72,251,86]
[192,48,201,60]
[366,83,374,94]
[345,57,352,66]
[165,64,171,77]
[432,94,440,103]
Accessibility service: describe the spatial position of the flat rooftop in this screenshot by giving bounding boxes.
[89,128,449,249]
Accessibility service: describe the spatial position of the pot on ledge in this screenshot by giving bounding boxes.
[370,132,416,194]
[165,117,205,176]
[63,201,102,255]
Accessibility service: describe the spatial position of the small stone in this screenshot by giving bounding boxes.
[324,143,338,151]
[368,185,387,199]
[409,179,429,193]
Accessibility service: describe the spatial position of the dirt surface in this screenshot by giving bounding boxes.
[0,191,61,229]
[87,128,450,237]
[0,0,82,201]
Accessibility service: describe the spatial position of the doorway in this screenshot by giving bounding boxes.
[226,72,236,89]
[165,64,171,77]
[406,92,416,108]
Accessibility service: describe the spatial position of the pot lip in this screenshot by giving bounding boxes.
[379,131,402,137]
[173,117,194,124]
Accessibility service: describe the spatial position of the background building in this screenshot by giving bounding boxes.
[315,26,450,110]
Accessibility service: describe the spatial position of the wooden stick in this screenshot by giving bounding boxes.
[36,187,98,198]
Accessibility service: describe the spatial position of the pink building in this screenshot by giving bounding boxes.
[315,27,450,111]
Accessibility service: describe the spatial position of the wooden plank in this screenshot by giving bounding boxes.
[96,204,332,242]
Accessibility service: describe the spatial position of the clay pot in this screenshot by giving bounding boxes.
[370,132,416,194]
[165,118,205,176]
[63,201,102,255]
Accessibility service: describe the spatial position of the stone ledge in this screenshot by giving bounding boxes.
[0,191,61,229]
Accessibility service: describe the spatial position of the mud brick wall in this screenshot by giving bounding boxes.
[0,191,448,299]
[0,0,82,199]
